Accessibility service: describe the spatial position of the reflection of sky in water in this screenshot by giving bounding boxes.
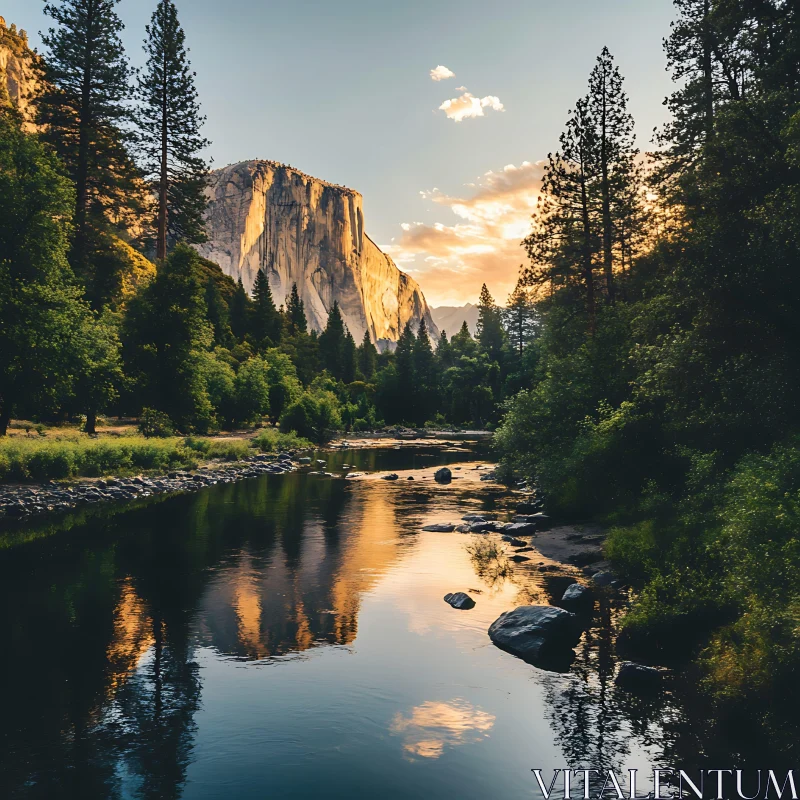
[390,699,496,759]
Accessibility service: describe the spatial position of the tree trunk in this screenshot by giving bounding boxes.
[0,406,10,437]
[74,4,96,270]
[580,171,596,336]
[157,5,169,262]
[702,0,715,143]
[600,68,614,304]
[84,409,97,435]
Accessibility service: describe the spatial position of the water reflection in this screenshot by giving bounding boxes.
[0,445,790,799]
[390,699,496,760]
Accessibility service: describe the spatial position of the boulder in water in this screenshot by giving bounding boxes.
[488,605,582,668]
[434,467,452,484]
[444,592,476,610]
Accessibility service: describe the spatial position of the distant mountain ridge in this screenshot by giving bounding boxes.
[431,303,479,337]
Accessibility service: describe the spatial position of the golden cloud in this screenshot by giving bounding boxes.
[384,160,546,306]
[438,91,504,122]
[390,699,496,760]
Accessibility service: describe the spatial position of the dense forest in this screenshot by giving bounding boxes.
[5,0,800,713]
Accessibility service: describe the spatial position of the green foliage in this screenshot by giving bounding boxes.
[122,244,214,432]
[251,428,312,454]
[279,383,342,444]
[0,112,97,434]
[249,269,282,350]
[137,408,175,438]
[0,435,196,482]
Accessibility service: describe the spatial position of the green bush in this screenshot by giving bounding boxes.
[138,408,175,438]
[251,428,312,454]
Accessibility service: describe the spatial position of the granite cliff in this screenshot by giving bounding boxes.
[0,17,38,129]
[197,160,437,345]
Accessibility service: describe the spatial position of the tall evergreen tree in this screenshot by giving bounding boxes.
[357,330,377,379]
[138,0,209,260]
[587,47,636,303]
[249,268,281,350]
[476,284,505,361]
[342,330,358,384]
[229,278,250,342]
[394,321,416,395]
[318,301,347,379]
[37,0,141,298]
[413,317,437,424]
[435,330,454,370]
[503,279,537,358]
[285,283,308,335]
[523,97,599,333]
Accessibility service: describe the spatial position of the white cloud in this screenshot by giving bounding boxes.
[382,161,546,306]
[429,64,456,81]
[438,92,505,122]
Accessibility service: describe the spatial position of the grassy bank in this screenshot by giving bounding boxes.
[0,429,313,483]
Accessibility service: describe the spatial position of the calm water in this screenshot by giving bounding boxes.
[0,446,783,799]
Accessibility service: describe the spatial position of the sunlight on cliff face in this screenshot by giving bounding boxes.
[390,699,496,760]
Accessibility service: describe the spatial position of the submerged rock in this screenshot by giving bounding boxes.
[488,606,583,668]
[615,662,663,691]
[591,571,617,588]
[422,523,456,532]
[444,592,476,610]
[382,473,400,481]
[502,536,527,547]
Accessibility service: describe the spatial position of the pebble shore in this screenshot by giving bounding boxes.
[0,452,307,521]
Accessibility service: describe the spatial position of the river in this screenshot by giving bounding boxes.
[0,444,784,799]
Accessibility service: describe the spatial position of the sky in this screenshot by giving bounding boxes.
[7,0,676,306]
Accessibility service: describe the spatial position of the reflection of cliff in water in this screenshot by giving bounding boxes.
[0,466,420,797]
[196,478,407,660]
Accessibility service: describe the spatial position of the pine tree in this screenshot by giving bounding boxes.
[249,268,281,350]
[138,0,210,260]
[229,278,250,342]
[37,0,141,294]
[285,283,308,334]
[476,284,505,361]
[587,47,636,303]
[523,97,599,333]
[394,321,416,402]
[342,330,358,384]
[451,321,477,359]
[503,278,537,358]
[318,301,347,379]
[357,330,377,379]
[413,317,437,424]
[435,330,454,370]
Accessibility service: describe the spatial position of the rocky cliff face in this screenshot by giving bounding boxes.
[197,160,437,345]
[0,17,38,129]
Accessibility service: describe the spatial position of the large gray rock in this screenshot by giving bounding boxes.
[488,605,583,667]
[444,592,476,610]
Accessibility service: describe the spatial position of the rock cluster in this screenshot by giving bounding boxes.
[0,453,303,522]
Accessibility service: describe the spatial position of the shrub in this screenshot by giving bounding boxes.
[138,408,175,438]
